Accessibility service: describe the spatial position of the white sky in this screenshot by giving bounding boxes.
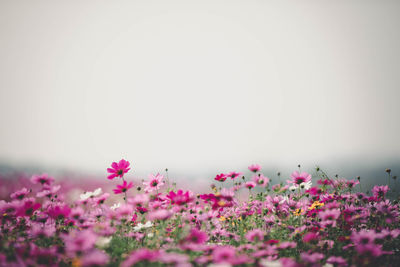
[0,0,399,178]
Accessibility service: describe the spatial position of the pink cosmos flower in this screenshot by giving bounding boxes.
[122,249,160,267]
[30,173,54,186]
[245,229,264,242]
[107,159,131,180]
[185,228,208,244]
[63,229,97,253]
[10,188,30,200]
[318,208,341,227]
[113,181,134,194]
[147,209,172,220]
[212,245,236,263]
[214,173,227,182]
[80,249,109,266]
[372,185,389,199]
[226,171,243,180]
[248,164,261,172]
[143,173,165,193]
[326,256,348,266]
[288,171,312,185]
[245,181,257,189]
[252,174,270,187]
[300,252,324,263]
[166,190,193,205]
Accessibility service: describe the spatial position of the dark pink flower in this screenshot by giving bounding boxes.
[113,180,134,194]
[166,190,193,205]
[372,185,389,199]
[30,173,54,185]
[10,188,30,200]
[107,159,130,180]
[245,181,256,189]
[121,249,159,267]
[185,228,208,244]
[214,173,227,182]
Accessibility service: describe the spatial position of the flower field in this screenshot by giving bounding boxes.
[1,160,399,267]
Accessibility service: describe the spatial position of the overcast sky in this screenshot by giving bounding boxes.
[0,0,399,179]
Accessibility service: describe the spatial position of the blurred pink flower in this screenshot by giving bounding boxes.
[248,164,261,172]
[227,171,243,180]
[113,181,134,194]
[143,173,165,193]
[30,173,54,186]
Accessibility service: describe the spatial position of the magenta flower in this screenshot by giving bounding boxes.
[227,171,243,180]
[214,173,227,182]
[212,245,236,263]
[166,190,193,205]
[143,173,165,193]
[248,164,261,172]
[107,159,131,180]
[185,228,208,244]
[30,173,54,185]
[372,185,389,199]
[300,252,324,264]
[121,249,159,267]
[113,181,134,194]
[327,256,348,266]
[288,171,312,185]
[147,209,172,221]
[10,188,30,200]
[245,229,264,242]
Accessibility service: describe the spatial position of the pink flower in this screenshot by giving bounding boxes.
[212,245,236,263]
[248,164,261,172]
[147,209,172,220]
[166,190,193,205]
[143,173,165,193]
[300,252,324,263]
[214,173,227,182]
[326,256,347,266]
[30,173,54,186]
[245,229,264,242]
[185,228,208,244]
[252,174,270,187]
[245,181,256,189]
[113,181,134,194]
[288,171,312,185]
[226,171,243,180]
[63,229,97,253]
[10,188,30,200]
[80,249,109,266]
[121,249,159,267]
[372,185,389,199]
[107,159,131,180]
[318,209,341,227]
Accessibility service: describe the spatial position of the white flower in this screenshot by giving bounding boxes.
[95,236,112,248]
[147,233,154,238]
[133,221,153,232]
[259,259,282,267]
[80,188,102,201]
[300,181,312,190]
[289,185,297,192]
[110,202,121,210]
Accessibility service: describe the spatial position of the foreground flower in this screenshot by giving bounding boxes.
[143,173,165,193]
[113,181,134,194]
[107,159,131,180]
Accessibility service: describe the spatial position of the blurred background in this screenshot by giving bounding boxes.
[0,0,399,192]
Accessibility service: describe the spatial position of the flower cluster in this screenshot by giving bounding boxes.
[0,162,399,266]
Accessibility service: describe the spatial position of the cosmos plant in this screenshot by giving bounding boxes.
[0,160,399,266]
